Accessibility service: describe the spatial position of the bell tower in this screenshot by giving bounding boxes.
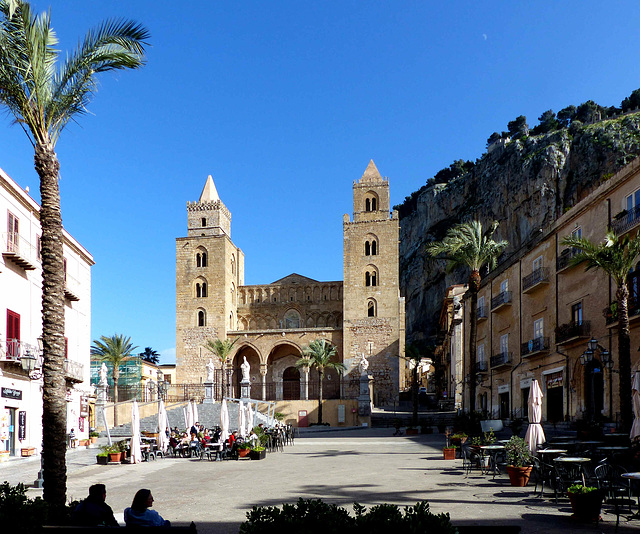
[176,175,244,383]
[343,160,405,403]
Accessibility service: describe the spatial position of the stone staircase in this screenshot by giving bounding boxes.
[104,401,270,437]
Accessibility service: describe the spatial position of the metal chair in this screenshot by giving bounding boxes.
[461,443,483,476]
[595,463,633,526]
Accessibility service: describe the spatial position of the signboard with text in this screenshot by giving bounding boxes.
[18,411,26,441]
[1,387,22,400]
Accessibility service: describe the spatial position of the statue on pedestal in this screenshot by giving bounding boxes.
[206,358,215,383]
[241,356,251,382]
[358,353,369,375]
[99,362,108,386]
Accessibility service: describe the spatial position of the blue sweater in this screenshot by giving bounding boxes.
[124,507,170,527]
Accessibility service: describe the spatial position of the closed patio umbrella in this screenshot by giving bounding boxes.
[238,400,246,438]
[524,379,546,453]
[157,399,169,453]
[186,401,194,434]
[130,400,142,464]
[193,401,199,427]
[630,371,640,441]
[246,402,254,435]
[220,398,229,443]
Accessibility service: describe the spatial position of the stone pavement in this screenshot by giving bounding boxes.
[1,428,639,534]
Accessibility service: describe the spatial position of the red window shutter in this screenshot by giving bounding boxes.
[6,309,20,358]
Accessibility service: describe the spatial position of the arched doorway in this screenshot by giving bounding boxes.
[266,343,303,401]
[283,367,300,400]
[584,360,604,420]
[231,345,261,399]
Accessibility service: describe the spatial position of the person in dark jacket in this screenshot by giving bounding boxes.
[72,483,119,527]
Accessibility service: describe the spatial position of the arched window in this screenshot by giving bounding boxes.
[231,254,236,275]
[371,241,377,255]
[367,299,376,317]
[365,198,371,211]
[231,283,235,300]
[364,237,378,256]
[201,252,207,267]
[284,309,301,329]
[196,281,208,298]
[364,268,378,287]
[364,241,370,255]
[365,272,371,286]
[364,192,379,212]
[198,310,206,327]
[196,248,208,267]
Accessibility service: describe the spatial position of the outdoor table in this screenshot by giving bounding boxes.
[553,456,591,486]
[535,449,567,495]
[204,442,223,461]
[596,445,629,461]
[621,472,640,519]
[480,445,505,479]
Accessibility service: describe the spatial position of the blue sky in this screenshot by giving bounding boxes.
[2,1,640,364]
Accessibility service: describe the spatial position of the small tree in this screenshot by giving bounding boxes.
[507,115,529,138]
[139,347,160,364]
[91,334,138,423]
[204,338,238,397]
[296,339,346,425]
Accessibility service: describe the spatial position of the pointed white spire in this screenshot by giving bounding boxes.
[199,175,220,202]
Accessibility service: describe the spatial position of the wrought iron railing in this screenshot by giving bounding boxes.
[474,361,488,373]
[491,290,511,310]
[557,248,581,271]
[477,305,487,319]
[522,267,549,291]
[521,337,550,357]
[611,205,640,234]
[63,359,84,382]
[490,352,512,368]
[555,321,591,343]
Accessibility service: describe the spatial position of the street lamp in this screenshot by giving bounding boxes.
[580,337,610,421]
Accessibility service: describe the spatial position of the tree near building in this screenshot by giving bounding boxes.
[426,220,508,413]
[0,1,148,509]
[561,230,640,432]
[296,339,346,425]
[140,347,160,364]
[91,334,138,406]
[204,338,238,397]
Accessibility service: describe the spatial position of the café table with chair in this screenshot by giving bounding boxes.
[480,444,505,479]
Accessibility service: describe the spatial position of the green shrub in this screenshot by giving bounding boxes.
[568,484,598,494]
[505,436,533,467]
[239,498,455,534]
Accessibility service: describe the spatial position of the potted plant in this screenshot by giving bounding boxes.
[504,436,533,486]
[96,451,109,465]
[250,446,267,460]
[567,484,604,522]
[89,431,99,444]
[406,426,419,436]
[442,445,457,460]
[238,442,252,458]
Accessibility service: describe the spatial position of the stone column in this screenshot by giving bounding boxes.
[276,375,283,401]
[260,365,267,401]
[301,367,309,401]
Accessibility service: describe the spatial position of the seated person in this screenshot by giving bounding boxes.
[72,483,119,527]
[124,489,170,527]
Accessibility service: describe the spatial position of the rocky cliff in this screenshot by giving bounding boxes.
[399,112,640,344]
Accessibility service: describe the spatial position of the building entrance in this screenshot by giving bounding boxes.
[283,367,300,400]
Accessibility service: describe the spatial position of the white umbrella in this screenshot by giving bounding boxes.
[630,371,640,441]
[183,407,188,429]
[246,402,254,435]
[238,400,246,438]
[220,398,229,443]
[130,400,142,464]
[524,380,546,453]
[157,399,169,453]
[193,401,199,427]
[186,401,194,434]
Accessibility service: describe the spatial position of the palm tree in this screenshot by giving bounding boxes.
[91,334,138,406]
[426,220,508,412]
[296,339,346,424]
[561,230,640,432]
[204,338,238,397]
[0,1,148,508]
[139,347,160,365]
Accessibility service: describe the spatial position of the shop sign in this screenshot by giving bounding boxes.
[1,387,22,400]
[498,384,510,394]
[546,371,563,388]
[18,411,26,441]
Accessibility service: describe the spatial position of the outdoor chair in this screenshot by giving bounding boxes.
[595,463,634,526]
[461,443,483,476]
[531,456,554,496]
[551,459,583,503]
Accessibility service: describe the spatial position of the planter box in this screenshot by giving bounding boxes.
[78,440,89,447]
[21,447,36,457]
[250,449,267,460]
[443,448,456,460]
[238,448,251,458]
[506,465,532,487]
[568,490,604,522]
[108,452,122,463]
[96,455,109,465]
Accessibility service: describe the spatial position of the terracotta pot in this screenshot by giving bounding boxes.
[443,448,456,460]
[238,448,250,458]
[406,428,419,435]
[90,437,98,444]
[568,490,604,522]
[506,465,532,487]
[109,452,122,463]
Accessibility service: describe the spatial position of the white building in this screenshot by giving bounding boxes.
[0,166,93,459]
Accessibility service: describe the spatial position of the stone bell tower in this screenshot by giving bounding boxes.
[176,175,244,383]
[342,160,405,403]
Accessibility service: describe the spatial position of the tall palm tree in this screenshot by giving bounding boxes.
[0,1,148,508]
[562,230,640,432]
[296,339,346,424]
[426,220,508,412]
[204,338,238,397]
[91,334,138,406]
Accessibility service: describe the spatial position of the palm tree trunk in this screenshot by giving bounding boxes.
[35,142,67,510]
[617,284,633,431]
[318,368,324,424]
[412,364,419,426]
[468,270,480,413]
[112,367,120,426]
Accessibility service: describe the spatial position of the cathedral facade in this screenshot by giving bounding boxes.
[175,161,406,404]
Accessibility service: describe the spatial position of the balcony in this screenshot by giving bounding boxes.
[605,298,640,327]
[491,290,512,311]
[557,248,583,273]
[490,351,513,369]
[477,305,488,322]
[522,267,549,293]
[611,205,640,235]
[556,321,591,344]
[521,336,550,357]
[474,360,489,374]
[64,272,81,301]
[63,359,84,383]
[1,339,41,361]
[2,232,37,270]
